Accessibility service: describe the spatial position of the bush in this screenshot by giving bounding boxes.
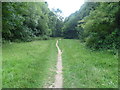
[85,35,99,49]
[42,35,50,40]
[13,39,22,43]
[33,35,50,41]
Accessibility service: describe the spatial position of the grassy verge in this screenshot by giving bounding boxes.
[0,44,2,89]
[59,39,118,88]
[2,40,57,88]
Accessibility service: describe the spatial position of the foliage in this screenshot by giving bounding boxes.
[63,2,120,51]
[81,2,120,50]
[2,2,63,41]
[2,2,120,51]
[63,2,99,39]
[48,8,64,37]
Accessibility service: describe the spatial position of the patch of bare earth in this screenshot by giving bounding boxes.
[47,40,63,88]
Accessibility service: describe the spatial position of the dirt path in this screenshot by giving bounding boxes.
[54,40,63,88]
[48,40,63,88]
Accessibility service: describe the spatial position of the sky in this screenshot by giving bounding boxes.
[45,0,85,18]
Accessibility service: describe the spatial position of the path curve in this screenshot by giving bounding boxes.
[54,40,63,88]
[48,40,63,88]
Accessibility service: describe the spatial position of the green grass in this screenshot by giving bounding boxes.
[0,44,2,89]
[2,40,57,88]
[2,39,118,88]
[59,39,118,88]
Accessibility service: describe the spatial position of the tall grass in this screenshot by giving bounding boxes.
[2,39,118,88]
[0,43,2,89]
[59,39,118,88]
[2,40,57,88]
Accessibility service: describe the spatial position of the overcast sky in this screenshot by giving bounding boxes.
[45,0,85,17]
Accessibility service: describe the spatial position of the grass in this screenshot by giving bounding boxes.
[2,40,57,88]
[2,39,118,88]
[59,39,118,88]
[0,43,2,89]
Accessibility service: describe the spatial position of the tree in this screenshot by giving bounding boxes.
[63,2,99,39]
[2,2,62,41]
[81,2,120,50]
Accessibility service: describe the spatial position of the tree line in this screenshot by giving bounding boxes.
[63,2,120,52]
[2,2,120,53]
[2,2,63,42]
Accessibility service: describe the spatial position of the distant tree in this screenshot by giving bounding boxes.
[63,2,99,39]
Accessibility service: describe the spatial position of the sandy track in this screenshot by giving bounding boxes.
[47,40,63,88]
[54,40,63,88]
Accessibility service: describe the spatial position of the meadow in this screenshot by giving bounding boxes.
[59,39,118,88]
[2,2,119,89]
[2,39,118,88]
[2,40,57,88]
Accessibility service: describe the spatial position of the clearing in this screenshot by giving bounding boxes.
[2,39,118,88]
